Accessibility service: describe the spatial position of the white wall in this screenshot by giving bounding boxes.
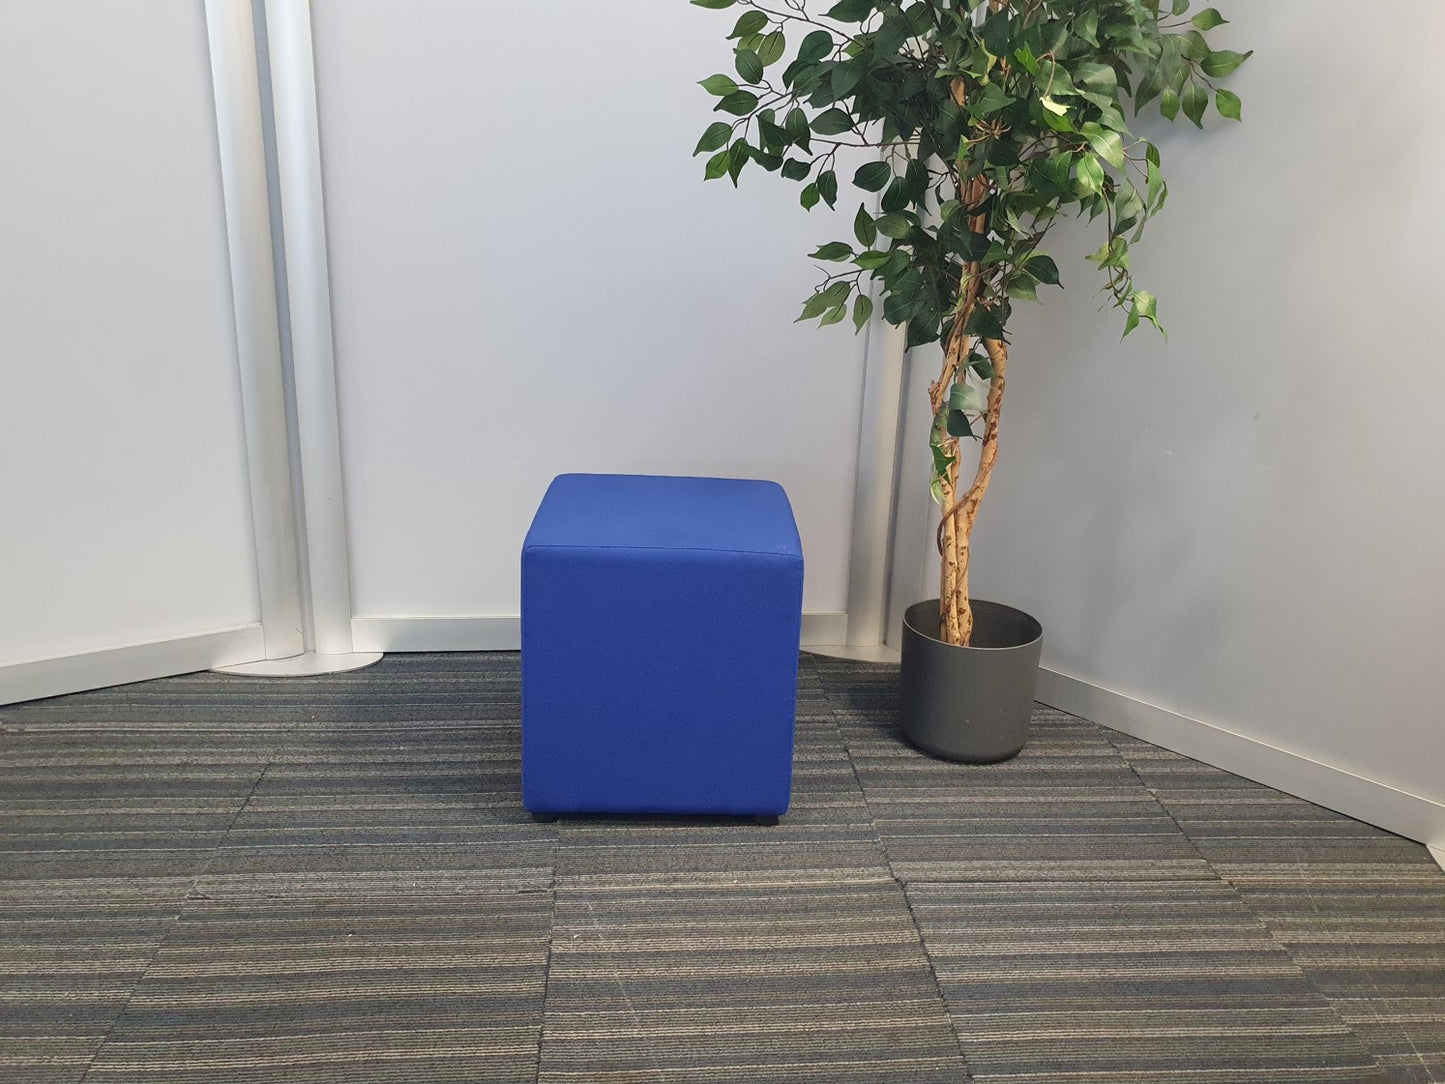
[308,0,869,634]
[952,2,1445,836]
[0,0,265,690]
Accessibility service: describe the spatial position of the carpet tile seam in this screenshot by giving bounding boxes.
[5,652,1443,1083]
[75,740,281,1084]
[819,660,978,1079]
[817,663,1385,1081]
[1111,733,1404,1080]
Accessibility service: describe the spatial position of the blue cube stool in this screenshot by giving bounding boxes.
[521,473,804,821]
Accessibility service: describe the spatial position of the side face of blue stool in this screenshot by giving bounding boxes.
[521,474,804,818]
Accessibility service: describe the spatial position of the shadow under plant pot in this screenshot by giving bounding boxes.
[899,598,1043,763]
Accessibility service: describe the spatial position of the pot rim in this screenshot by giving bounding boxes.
[903,597,1043,652]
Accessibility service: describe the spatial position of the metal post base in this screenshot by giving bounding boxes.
[212,651,383,677]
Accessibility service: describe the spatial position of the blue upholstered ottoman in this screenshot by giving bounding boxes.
[521,473,804,821]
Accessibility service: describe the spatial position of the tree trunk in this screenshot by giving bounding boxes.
[937,337,1008,646]
[934,77,1007,646]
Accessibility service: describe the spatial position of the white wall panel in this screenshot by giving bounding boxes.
[310,0,868,622]
[946,2,1445,830]
[0,1,262,673]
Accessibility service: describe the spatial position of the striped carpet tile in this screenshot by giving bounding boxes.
[193,724,553,899]
[539,677,970,1081]
[539,880,969,1082]
[6,650,1439,1082]
[188,712,551,905]
[0,892,177,1084]
[1225,877,1445,1084]
[844,728,1213,882]
[907,878,1382,1082]
[0,729,265,887]
[1112,733,1445,1081]
[814,658,1212,882]
[548,697,895,885]
[81,891,552,1083]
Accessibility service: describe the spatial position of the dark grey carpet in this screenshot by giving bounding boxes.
[1,652,1441,1082]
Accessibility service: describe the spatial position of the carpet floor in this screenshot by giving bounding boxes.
[1,652,1441,1082]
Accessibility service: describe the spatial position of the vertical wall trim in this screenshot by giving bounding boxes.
[884,346,942,649]
[260,0,359,656]
[844,311,909,648]
[204,0,305,661]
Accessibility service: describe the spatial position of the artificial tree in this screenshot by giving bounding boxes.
[691,0,1249,646]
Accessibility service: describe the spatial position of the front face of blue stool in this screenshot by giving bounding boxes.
[520,474,804,819]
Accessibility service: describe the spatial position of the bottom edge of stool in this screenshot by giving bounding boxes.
[524,806,787,826]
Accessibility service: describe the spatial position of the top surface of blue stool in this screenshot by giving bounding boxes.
[524,474,802,558]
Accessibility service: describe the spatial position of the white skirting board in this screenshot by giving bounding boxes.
[350,612,852,654]
[0,625,267,706]
[1036,667,1445,851]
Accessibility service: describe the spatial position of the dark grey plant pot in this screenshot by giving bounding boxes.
[899,598,1043,763]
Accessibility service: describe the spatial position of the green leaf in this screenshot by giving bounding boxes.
[784,107,811,143]
[810,241,854,261]
[800,183,820,210]
[811,108,854,135]
[1134,65,1164,111]
[729,10,768,38]
[1181,81,1208,128]
[963,304,1006,340]
[819,303,848,327]
[853,249,890,270]
[690,0,735,8]
[852,293,873,332]
[1201,49,1252,79]
[1146,154,1166,209]
[831,62,864,99]
[734,49,763,83]
[780,158,811,181]
[757,116,789,152]
[1171,0,1190,14]
[1124,289,1164,337]
[946,382,983,437]
[1026,253,1060,286]
[1160,86,1181,121]
[824,0,874,22]
[971,82,1016,115]
[1076,153,1104,195]
[797,280,850,321]
[1215,87,1242,121]
[757,30,786,66]
[1088,235,1129,270]
[1071,60,1118,94]
[929,434,956,503]
[726,140,748,185]
[694,122,731,155]
[1179,30,1211,62]
[716,90,759,116]
[699,74,739,97]
[1190,7,1227,30]
[817,169,838,208]
[703,148,731,180]
[854,204,877,247]
[853,161,892,192]
[798,29,834,64]
[874,212,912,239]
[949,381,984,414]
[1007,275,1038,302]
[1081,124,1126,168]
[1113,184,1146,235]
